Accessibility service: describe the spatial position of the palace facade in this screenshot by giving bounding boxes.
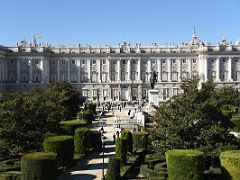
[0,32,240,102]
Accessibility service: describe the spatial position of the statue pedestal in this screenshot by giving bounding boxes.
[148,89,159,106]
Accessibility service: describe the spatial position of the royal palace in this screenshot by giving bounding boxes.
[0,31,240,103]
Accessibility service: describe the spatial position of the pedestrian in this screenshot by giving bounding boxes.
[113,133,116,143]
[116,130,119,139]
[120,106,122,112]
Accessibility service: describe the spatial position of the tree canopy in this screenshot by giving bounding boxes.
[0,81,84,158]
[149,78,240,159]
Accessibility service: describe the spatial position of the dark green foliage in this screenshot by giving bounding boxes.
[150,79,240,160]
[21,152,57,180]
[220,150,240,180]
[84,103,97,114]
[231,116,240,132]
[81,110,94,124]
[74,128,89,154]
[0,81,84,156]
[166,149,204,180]
[132,132,148,151]
[121,130,133,153]
[222,110,232,119]
[115,138,127,165]
[60,119,87,135]
[0,171,21,180]
[88,131,102,151]
[0,159,20,172]
[140,164,167,180]
[106,157,120,180]
[43,135,74,166]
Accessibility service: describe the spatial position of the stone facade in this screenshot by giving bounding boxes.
[1,32,240,102]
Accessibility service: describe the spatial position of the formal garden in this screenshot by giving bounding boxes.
[0,81,101,180]
[106,78,240,180]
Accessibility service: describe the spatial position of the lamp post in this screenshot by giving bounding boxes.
[101,134,106,180]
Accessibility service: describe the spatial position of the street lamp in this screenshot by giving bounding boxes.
[101,134,106,180]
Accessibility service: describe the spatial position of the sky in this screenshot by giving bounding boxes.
[0,0,240,47]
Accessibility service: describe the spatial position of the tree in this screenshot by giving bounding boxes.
[0,81,85,156]
[149,78,240,161]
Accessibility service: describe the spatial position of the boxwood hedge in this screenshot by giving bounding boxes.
[21,152,57,180]
[60,119,87,135]
[115,138,127,166]
[121,130,133,154]
[74,128,89,154]
[220,150,240,180]
[43,135,74,166]
[166,149,204,180]
[106,157,120,180]
[132,131,148,151]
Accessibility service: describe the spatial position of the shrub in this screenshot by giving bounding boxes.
[88,131,102,151]
[74,128,89,154]
[60,119,87,135]
[115,138,127,165]
[0,171,21,180]
[21,152,57,180]
[121,130,133,153]
[166,149,204,180]
[0,159,21,172]
[43,135,74,166]
[231,116,240,132]
[81,110,94,124]
[132,131,148,151]
[222,110,232,119]
[220,150,240,180]
[106,157,120,180]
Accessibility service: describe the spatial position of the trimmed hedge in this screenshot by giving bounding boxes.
[121,130,133,153]
[166,149,204,180]
[43,135,74,166]
[115,138,127,166]
[106,157,120,180]
[0,171,21,180]
[220,150,240,180]
[132,131,148,151]
[88,130,102,151]
[82,110,94,124]
[21,152,57,180]
[60,119,87,135]
[74,128,89,154]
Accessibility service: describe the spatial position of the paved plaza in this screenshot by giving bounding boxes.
[57,109,130,180]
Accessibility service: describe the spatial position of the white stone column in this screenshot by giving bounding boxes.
[41,59,44,83]
[117,59,121,81]
[87,59,91,82]
[128,85,132,101]
[77,59,81,83]
[107,57,111,82]
[17,59,20,83]
[137,58,141,81]
[67,59,70,82]
[178,59,182,82]
[128,58,131,81]
[29,59,32,83]
[157,59,161,82]
[216,58,220,81]
[44,58,49,84]
[57,59,60,81]
[204,58,208,82]
[147,59,152,81]
[98,59,102,82]
[228,57,233,81]
[138,84,142,100]
[167,59,171,82]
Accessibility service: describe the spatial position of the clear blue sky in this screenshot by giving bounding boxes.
[0,0,240,47]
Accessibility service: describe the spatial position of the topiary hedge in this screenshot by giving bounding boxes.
[60,119,88,135]
[115,138,127,166]
[88,130,102,151]
[220,150,240,180]
[81,110,94,124]
[21,152,57,180]
[74,128,89,154]
[121,130,133,154]
[132,131,148,151]
[43,135,74,166]
[106,157,120,180]
[166,149,204,180]
[0,171,21,180]
[231,116,240,132]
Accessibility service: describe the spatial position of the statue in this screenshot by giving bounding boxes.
[150,71,158,89]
